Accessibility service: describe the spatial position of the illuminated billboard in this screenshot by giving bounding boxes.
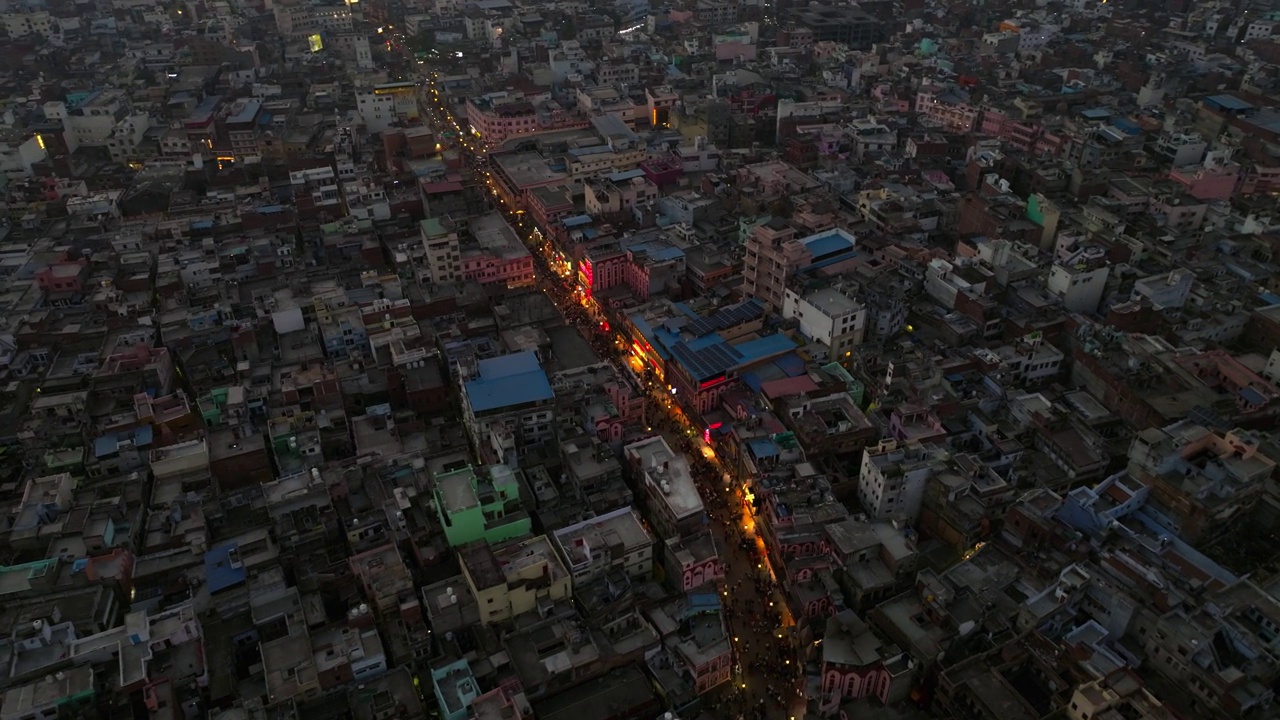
[308,34,323,52]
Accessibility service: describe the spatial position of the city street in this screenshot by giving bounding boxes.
[422,80,805,719]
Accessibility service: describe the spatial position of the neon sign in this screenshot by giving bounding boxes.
[579,258,594,298]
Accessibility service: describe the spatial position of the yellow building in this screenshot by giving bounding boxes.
[461,535,572,625]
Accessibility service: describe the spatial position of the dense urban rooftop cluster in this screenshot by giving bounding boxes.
[3,0,1280,718]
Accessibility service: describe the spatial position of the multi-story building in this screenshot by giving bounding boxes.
[106,115,155,164]
[584,170,659,222]
[459,212,535,288]
[782,285,866,359]
[433,464,532,547]
[623,435,705,539]
[465,95,542,147]
[743,222,858,310]
[1126,421,1274,542]
[551,506,654,584]
[2,10,56,38]
[915,85,981,133]
[460,535,573,625]
[647,592,733,694]
[273,1,353,40]
[857,440,948,522]
[460,351,556,465]
[356,82,422,135]
[45,90,131,147]
[1046,246,1110,314]
[223,99,263,162]
[419,217,460,284]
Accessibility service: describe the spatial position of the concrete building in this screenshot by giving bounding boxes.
[46,90,131,147]
[357,82,422,135]
[646,592,733,694]
[433,464,532,547]
[1046,247,1110,314]
[460,212,535,288]
[551,506,654,584]
[782,285,866,359]
[460,535,573,625]
[743,221,857,310]
[419,217,460,284]
[857,440,947,522]
[623,435,705,539]
[460,351,556,465]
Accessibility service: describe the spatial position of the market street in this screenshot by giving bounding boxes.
[425,76,806,718]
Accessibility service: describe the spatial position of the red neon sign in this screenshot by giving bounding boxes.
[580,258,594,298]
[699,375,727,389]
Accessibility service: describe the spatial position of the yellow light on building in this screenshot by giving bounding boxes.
[34,134,45,150]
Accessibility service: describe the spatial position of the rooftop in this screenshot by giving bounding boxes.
[465,350,554,413]
[625,435,703,521]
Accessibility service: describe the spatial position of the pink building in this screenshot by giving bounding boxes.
[578,248,626,298]
[915,86,980,133]
[465,97,588,148]
[714,39,756,61]
[36,255,88,293]
[1170,164,1240,201]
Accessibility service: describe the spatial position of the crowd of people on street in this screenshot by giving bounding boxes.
[517,205,806,720]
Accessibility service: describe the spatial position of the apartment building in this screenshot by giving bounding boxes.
[551,507,654,584]
[623,435,705,540]
[782,285,866,359]
[743,221,858,310]
[460,535,573,625]
[857,440,948,522]
[356,82,422,135]
[419,217,460,284]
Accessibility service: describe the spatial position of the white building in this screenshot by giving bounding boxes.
[623,435,705,539]
[1,10,55,38]
[551,506,654,583]
[355,82,421,134]
[1046,247,1109,314]
[106,115,153,163]
[857,440,945,522]
[995,334,1065,384]
[782,285,866,360]
[1131,269,1193,309]
[419,218,460,284]
[273,3,352,40]
[0,135,47,177]
[44,90,131,147]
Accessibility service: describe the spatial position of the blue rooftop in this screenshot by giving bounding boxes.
[685,298,765,338]
[1205,95,1253,112]
[627,240,685,263]
[465,351,554,413]
[801,230,855,260]
[94,425,154,459]
[1241,387,1268,406]
[606,169,645,182]
[747,437,780,459]
[734,334,797,364]
[204,542,247,594]
[1258,291,1280,307]
[562,214,593,228]
[803,251,858,273]
[669,333,795,382]
[774,353,806,377]
[685,592,721,616]
[1079,107,1112,120]
[669,339,742,381]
